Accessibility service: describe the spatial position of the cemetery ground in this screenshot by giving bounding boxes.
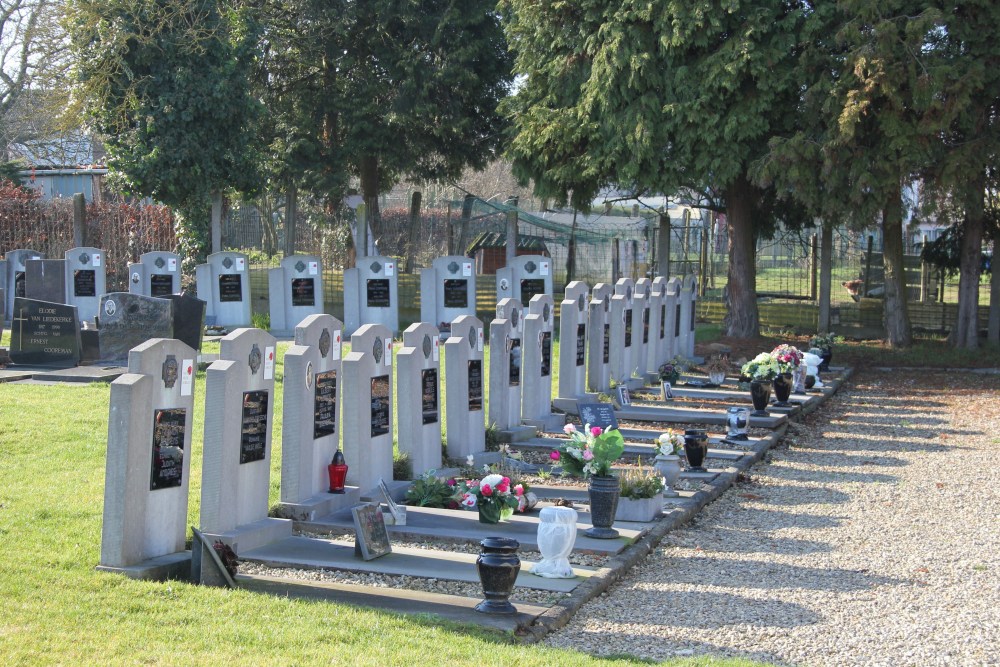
[1,328,998,665]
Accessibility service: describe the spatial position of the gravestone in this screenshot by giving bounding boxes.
[9,298,81,368]
[554,281,595,413]
[343,256,398,336]
[631,279,650,386]
[276,314,356,521]
[488,298,534,440]
[521,294,561,432]
[97,293,174,363]
[587,283,613,394]
[268,254,324,335]
[24,258,66,304]
[444,315,486,460]
[419,256,476,331]
[577,402,619,431]
[195,251,252,327]
[396,322,442,476]
[3,249,43,321]
[64,247,107,325]
[128,251,181,298]
[636,278,663,381]
[664,277,682,360]
[650,276,670,371]
[495,255,553,304]
[679,273,698,359]
[341,324,394,495]
[200,328,291,553]
[609,279,639,389]
[98,339,196,579]
[164,293,207,352]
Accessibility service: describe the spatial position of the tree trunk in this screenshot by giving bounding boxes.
[722,176,760,338]
[818,222,833,332]
[284,186,298,257]
[988,237,999,344]
[405,190,422,273]
[566,208,578,282]
[210,190,223,254]
[950,174,985,349]
[657,211,671,277]
[359,154,381,251]
[881,183,912,347]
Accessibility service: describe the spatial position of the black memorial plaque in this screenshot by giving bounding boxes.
[240,390,269,464]
[575,323,586,366]
[9,297,81,368]
[508,338,521,386]
[14,270,25,297]
[675,303,681,337]
[150,408,186,490]
[690,304,696,332]
[467,359,483,411]
[219,273,243,302]
[520,278,545,305]
[660,304,666,339]
[541,331,552,377]
[421,369,439,425]
[603,323,610,363]
[443,279,468,309]
[165,293,206,352]
[73,269,96,297]
[366,279,391,308]
[577,402,619,431]
[643,307,650,344]
[371,375,391,437]
[150,273,174,297]
[624,309,633,347]
[313,370,337,440]
[292,278,316,307]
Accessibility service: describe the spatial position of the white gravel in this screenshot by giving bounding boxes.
[544,370,1000,666]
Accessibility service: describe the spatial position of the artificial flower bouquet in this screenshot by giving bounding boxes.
[657,430,685,457]
[770,344,803,374]
[452,473,524,514]
[551,423,625,478]
[741,352,781,382]
[810,331,838,350]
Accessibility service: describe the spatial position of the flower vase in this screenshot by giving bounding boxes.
[793,365,807,394]
[708,371,726,386]
[819,349,832,372]
[772,373,793,407]
[478,502,513,524]
[750,381,771,416]
[683,429,709,472]
[474,537,520,614]
[653,454,681,498]
[585,475,620,539]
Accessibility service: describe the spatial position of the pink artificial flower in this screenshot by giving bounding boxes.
[446,479,456,487]
[591,426,603,437]
[563,423,577,434]
[502,477,511,486]
[550,451,561,461]
[497,483,509,494]
[583,450,594,461]
[514,484,524,496]
[481,484,493,496]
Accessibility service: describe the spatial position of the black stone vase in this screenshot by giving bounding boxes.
[585,475,621,539]
[772,373,793,407]
[750,380,771,416]
[474,537,521,614]
[819,349,833,372]
[683,428,709,472]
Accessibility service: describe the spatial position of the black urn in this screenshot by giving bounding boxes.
[750,380,771,416]
[683,428,709,472]
[474,537,521,614]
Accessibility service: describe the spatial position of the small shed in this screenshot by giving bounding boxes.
[466,231,550,275]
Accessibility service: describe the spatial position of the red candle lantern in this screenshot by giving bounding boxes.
[328,450,348,494]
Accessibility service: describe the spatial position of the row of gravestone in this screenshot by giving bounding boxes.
[2,249,556,339]
[98,274,697,578]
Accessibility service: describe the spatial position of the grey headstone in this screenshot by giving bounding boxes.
[98,293,174,362]
[64,247,107,324]
[164,293,207,352]
[444,315,485,459]
[24,259,66,304]
[3,249,43,321]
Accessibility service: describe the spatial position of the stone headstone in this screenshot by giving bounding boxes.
[631,278,650,384]
[650,276,670,368]
[495,255,553,304]
[488,299,524,433]
[98,293,174,363]
[609,281,634,387]
[555,281,594,413]
[9,297,81,368]
[663,277,681,360]
[64,247,107,325]
[268,254,324,335]
[521,294,561,432]
[128,251,181,298]
[164,293,207,352]
[343,256,398,336]
[679,273,698,358]
[3,249,43,321]
[396,322,442,476]
[419,256,476,330]
[98,339,196,579]
[587,283,613,394]
[24,258,66,304]
[444,315,486,460]
[195,251,252,327]
[200,328,291,553]
[276,314,354,521]
[342,323,394,495]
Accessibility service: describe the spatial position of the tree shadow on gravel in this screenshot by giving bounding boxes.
[658,557,900,592]
[705,507,846,530]
[739,484,852,506]
[680,527,834,555]
[781,449,910,468]
[635,589,822,628]
[757,465,897,485]
[797,432,953,454]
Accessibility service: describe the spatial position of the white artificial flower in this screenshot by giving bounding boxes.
[481,473,504,489]
[466,455,474,466]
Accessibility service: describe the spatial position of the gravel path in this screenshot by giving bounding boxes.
[544,370,1000,666]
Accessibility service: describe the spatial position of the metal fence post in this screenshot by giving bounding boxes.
[73,193,87,248]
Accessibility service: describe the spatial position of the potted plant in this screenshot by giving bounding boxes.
[741,352,780,415]
[810,332,838,371]
[615,465,665,522]
[453,474,523,524]
[552,423,625,538]
[654,430,684,497]
[704,354,730,385]
[769,344,802,406]
[404,470,460,509]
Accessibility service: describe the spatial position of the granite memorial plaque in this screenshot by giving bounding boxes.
[577,402,619,431]
[468,359,483,411]
[240,390,270,464]
[9,298,80,367]
[366,279,391,308]
[675,303,681,337]
[150,408,186,490]
[98,293,173,362]
[520,278,545,305]
[660,304,666,339]
[150,274,174,297]
[14,270,25,297]
[443,279,468,308]
[576,323,586,366]
[73,269,97,298]
[420,369,438,425]
[25,259,66,303]
[508,338,521,386]
[541,331,552,377]
[291,278,315,307]
[624,309,633,347]
[164,293,206,351]
[313,370,337,440]
[643,307,650,344]
[370,374,390,437]
[603,323,610,363]
[219,274,243,302]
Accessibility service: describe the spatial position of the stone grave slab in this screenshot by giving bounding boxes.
[614,403,786,429]
[495,254,553,304]
[9,298,81,368]
[97,293,173,362]
[341,323,394,496]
